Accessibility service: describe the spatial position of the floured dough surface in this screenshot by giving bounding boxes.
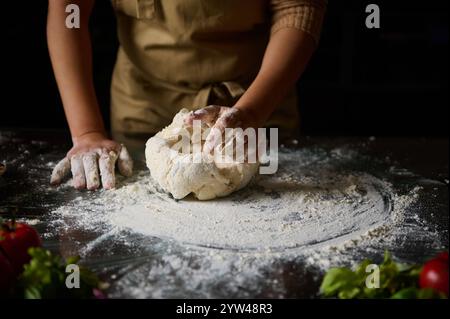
[145,109,259,200]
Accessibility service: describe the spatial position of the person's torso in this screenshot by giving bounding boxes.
[111,0,271,88]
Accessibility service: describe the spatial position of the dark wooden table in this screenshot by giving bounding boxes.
[0,129,448,298]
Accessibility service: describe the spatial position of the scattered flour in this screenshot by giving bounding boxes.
[107,169,390,252]
[47,147,445,298]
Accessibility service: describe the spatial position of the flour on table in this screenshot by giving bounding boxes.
[47,147,446,298]
[145,109,258,200]
[49,148,438,253]
[108,171,391,251]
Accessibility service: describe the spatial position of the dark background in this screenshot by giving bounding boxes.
[1,0,448,136]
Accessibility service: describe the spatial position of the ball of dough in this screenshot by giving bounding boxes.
[145,109,259,200]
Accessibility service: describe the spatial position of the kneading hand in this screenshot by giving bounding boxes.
[184,105,258,154]
[50,132,133,190]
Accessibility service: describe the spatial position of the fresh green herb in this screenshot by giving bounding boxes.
[320,251,445,299]
[16,247,104,299]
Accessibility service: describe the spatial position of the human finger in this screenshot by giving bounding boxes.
[50,157,71,185]
[83,153,100,190]
[71,155,86,189]
[184,105,222,126]
[117,145,133,177]
[99,150,118,189]
[203,117,227,155]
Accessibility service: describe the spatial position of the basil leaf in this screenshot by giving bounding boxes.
[320,267,358,297]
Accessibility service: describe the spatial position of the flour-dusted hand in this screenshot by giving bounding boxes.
[184,105,258,155]
[50,132,133,190]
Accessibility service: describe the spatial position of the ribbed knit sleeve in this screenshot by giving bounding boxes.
[270,0,327,44]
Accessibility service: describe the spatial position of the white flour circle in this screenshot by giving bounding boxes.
[45,147,436,298]
[107,152,393,251]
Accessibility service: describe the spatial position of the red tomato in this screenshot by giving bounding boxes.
[0,221,42,276]
[419,252,449,296]
[0,252,14,295]
[436,251,448,262]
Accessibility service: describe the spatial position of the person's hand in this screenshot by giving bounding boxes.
[184,105,259,155]
[50,132,133,190]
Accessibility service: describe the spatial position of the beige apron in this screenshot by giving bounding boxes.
[110,0,299,137]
